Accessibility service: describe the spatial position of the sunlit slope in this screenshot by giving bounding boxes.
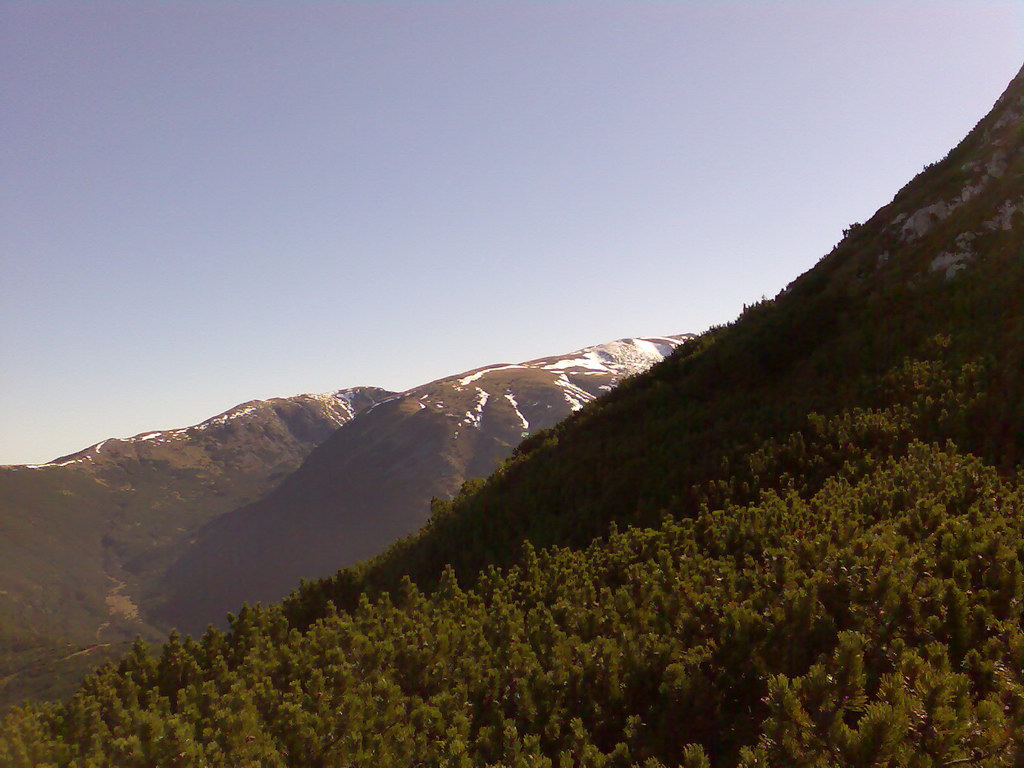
[0,388,391,707]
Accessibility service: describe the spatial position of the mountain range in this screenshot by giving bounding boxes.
[2,63,1022,767]
[156,335,690,633]
[0,385,392,701]
[2,61,1019,766]
[0,335,686,705]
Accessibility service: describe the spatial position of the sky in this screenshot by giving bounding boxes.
[2,1,1022,465]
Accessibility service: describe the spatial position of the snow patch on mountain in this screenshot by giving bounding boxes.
[504,393,529,432]
[457,365,525,387]
[555,374,597,412]
[366,395,401,414]
[203,405,260,428]
[14,387,391,469]
[534,336,688,378]
[542,355,610,372]
[24,457,85,470]
[461,389,490,428]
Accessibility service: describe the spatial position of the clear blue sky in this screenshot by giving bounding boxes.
[2,1,1021,465]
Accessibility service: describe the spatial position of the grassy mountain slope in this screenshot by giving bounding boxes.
[1,65,1022,766]
[290,63,1023,618]
[157,337,689,635]
[0,387,391,707]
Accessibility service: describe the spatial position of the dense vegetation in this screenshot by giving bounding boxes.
[0,391,392,710]
[1,67,1021,766]
[290,103,1024,619]
[5,343,1024,766]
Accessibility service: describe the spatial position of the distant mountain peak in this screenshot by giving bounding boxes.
[156,332,692,632]
[525,334,692,378]
[15,386,393,470]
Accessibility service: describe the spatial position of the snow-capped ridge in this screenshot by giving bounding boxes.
[446,335,692,392]
[14,336,687,470]
[456,364,526,387]
[17,387,389,469]
[533,335,691,377]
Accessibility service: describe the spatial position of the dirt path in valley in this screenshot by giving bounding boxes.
[96,574,140,641]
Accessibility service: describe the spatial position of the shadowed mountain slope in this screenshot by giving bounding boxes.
[158,336,690,633]
[0,387,391,704]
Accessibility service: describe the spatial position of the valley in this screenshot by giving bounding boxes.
[0,337,686,706]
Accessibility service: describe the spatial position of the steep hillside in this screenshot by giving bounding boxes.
[0,387,391,704]
[292,62,1024,614]
[0,335,685,704]
[157,337,689,633]
[2,65,1022,767]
